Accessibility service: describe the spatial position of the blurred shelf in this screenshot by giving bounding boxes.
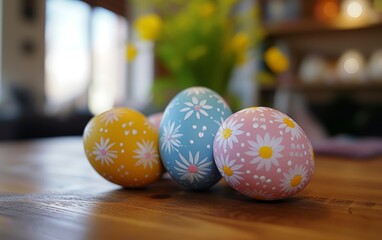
[259,0,382,112]
[264,15,382,37]
[259,84,278,92]
[294,82,382,92]
[260,82,382,92]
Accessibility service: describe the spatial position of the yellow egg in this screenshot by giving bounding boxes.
[83,107,163,187]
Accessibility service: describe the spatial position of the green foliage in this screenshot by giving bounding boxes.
[133,0,262,110]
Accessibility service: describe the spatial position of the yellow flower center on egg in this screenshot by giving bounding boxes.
[259,146,273,159]
[222,128,232,139]
[283,117,295,128]
[290,175,302,187]
[223,166,233,176]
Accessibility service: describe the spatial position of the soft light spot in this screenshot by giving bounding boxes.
[344,57,360,74]
[346,1,363,18]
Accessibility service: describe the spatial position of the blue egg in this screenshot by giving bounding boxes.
[159,87,232,189]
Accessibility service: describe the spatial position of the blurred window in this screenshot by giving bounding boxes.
[45,0,128,115]
[0,0,2,103]
[89,7,127,114]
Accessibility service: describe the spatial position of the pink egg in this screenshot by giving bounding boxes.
[148,112,163,131]
[213,107,314,200]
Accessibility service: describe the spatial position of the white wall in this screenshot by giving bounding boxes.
[2,0,45,113]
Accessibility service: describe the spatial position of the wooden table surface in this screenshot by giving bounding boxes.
[0,137,381,240]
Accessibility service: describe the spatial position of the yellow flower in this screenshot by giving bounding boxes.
[264,47,289,74]
[188,45,208,60]
[200,2,215,17]
[236,52,247,66]
[126,43,138,62]
[232,32,250,53]
[134,14,162,41]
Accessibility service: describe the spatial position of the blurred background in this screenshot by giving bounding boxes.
[0,0,381,156]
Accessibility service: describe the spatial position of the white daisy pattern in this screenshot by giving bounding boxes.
[100,109,123,126]
[213,95,229,109]
[180,97,213,120]
[185,87,208,96]
[243,107,267,114]
[280,165,308,194]
[308,141,315,173]
[246,133,285,171]
[92,137,118,166]
[133,139,159,169]
[272,111,303,140]
[160,121,183,153]
[215,154,244,186]
[215,119,244,149]
[174,151,212,183]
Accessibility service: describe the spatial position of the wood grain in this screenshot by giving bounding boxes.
[0,137,381,240]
